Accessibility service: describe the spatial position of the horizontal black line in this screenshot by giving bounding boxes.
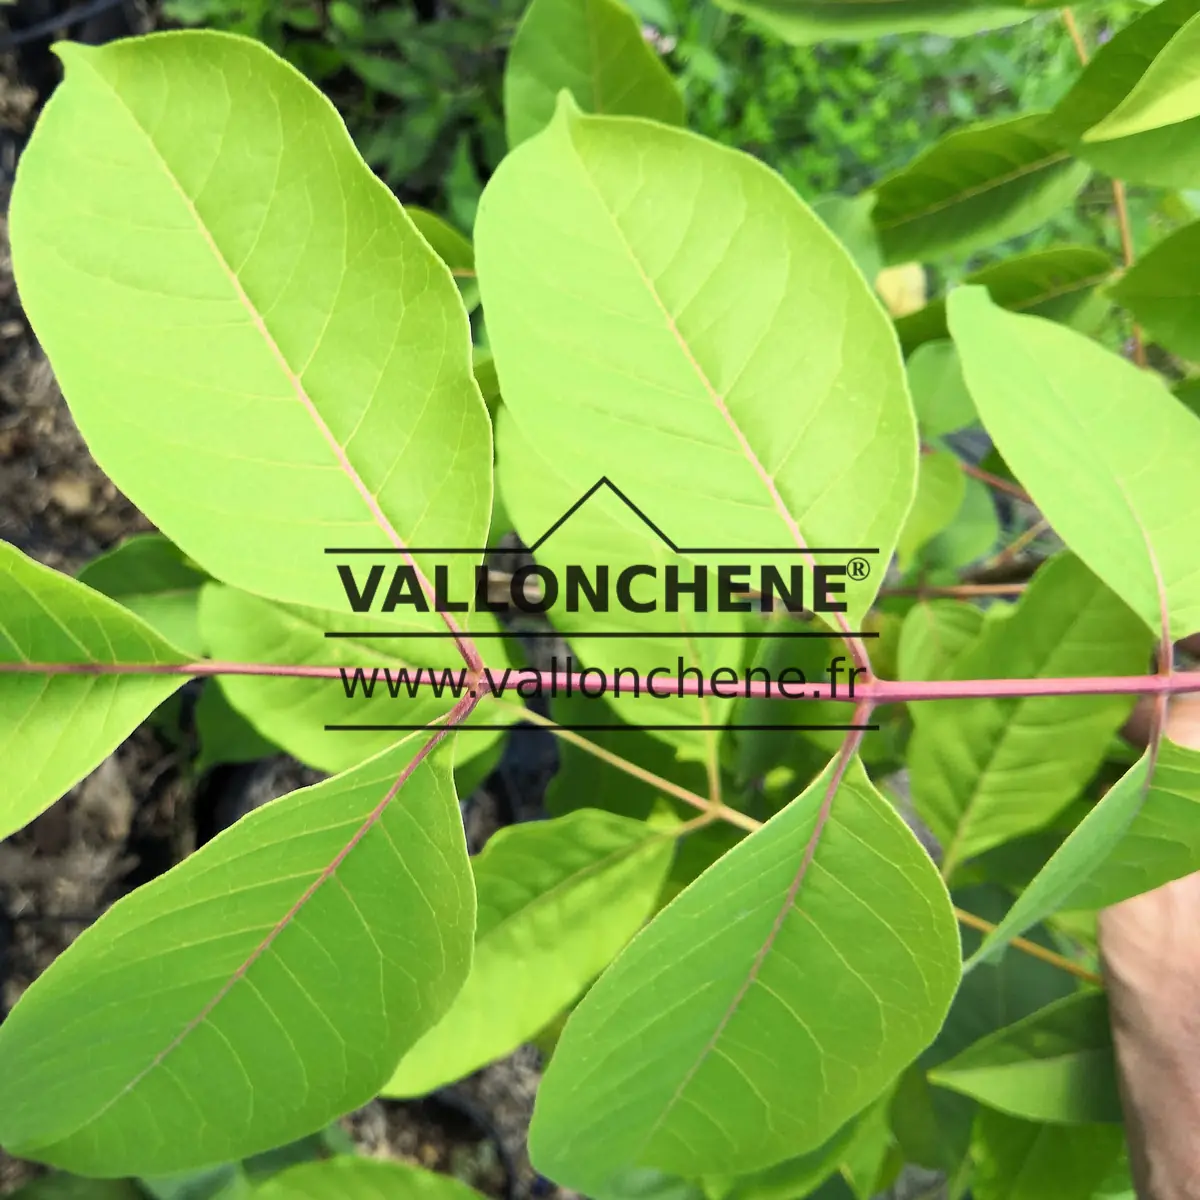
[325,724,879,732]
[323,630,879,639]
[323,548,881,555]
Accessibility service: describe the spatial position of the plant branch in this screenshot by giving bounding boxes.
[1060,7,1147,367]
[953,905,1101,984]
[8,660,1200,705]
[880,583,1028,599]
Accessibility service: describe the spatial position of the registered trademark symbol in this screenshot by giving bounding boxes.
[847,557,871,581]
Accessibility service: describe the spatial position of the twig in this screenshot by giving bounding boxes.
[953,905,1101,985]
[1061,7,1146,366]
[880,583,1027,599]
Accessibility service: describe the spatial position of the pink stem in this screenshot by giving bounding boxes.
[5,660,1200,705]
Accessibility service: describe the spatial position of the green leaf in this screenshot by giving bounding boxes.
[1061,736,1200,910]
[895,246,1113,355]
[908,553,1153,877]
[527,757,960,1192]
[811,194,884,283]
[0,735,474,1176]
[196,584,512,774]
[949,285,1200,641]
[872,115,1090,265]
[194,680,281,774]
[10,33,491,623]
[905,342,977,438]
[965,752,1153,964]
[1052,0,1200,189]
[896,599,985,698]
[544,693,711,822]
[1084,11,1200,142]
[1110,219,1200,361]
[504,0,684,147]
[476,100,917,627]
[76,534,210,656]
[0,541,190,842]
[890,884,1076,1180]
[702,1111,862,1200]
[920,474,999,573]
[930,993,1122,1126]
[382,809,675,1096]
[254,1157,485,1199]
[898,450,967,571]
[9,1178,141,1199]
[406,206,479,313]
[969,1110,1126,1200]
[713,0,1030,46]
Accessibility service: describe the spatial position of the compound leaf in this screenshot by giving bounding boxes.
[905,342,976,438]
[949,286,1200,642]
[384,809,675,1097]
[897,450,966,571]
[504,0,684,147]
[0,541,190,842]
[0,735,474,1176]
[527,757,959,1193]
[10,33,491,623]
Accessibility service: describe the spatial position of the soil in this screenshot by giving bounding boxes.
[0,15,565,1200]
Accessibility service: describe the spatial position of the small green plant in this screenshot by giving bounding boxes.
[3,0,1200,1196]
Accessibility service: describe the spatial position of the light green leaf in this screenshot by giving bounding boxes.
[476,100,917,627]
[383,809,675,1096]
[1110,219,1200,361]
[504,0,684,147]
[896,599,985,699]
[969,1110,1125,1200]
[254,1157,485,1200]
[1053,0,1200,188]
[406,205,479,312]
[0,735,474,1176]
[949,285,1200,641]
[905,342,977,437]
[10,33,491,623]
[1084,11,1200,141]
[898,450,967,570]
[908,553,1153,878]
[76,534,209,656]
[895,246,1113,355]
[714,0,1030,46]
[1062,736,1200,910]
[0,541,190,842]
[197,584,512,774]
[930,992,1122,1126]
[872,115,1090,265]
[527,757,960,1192]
